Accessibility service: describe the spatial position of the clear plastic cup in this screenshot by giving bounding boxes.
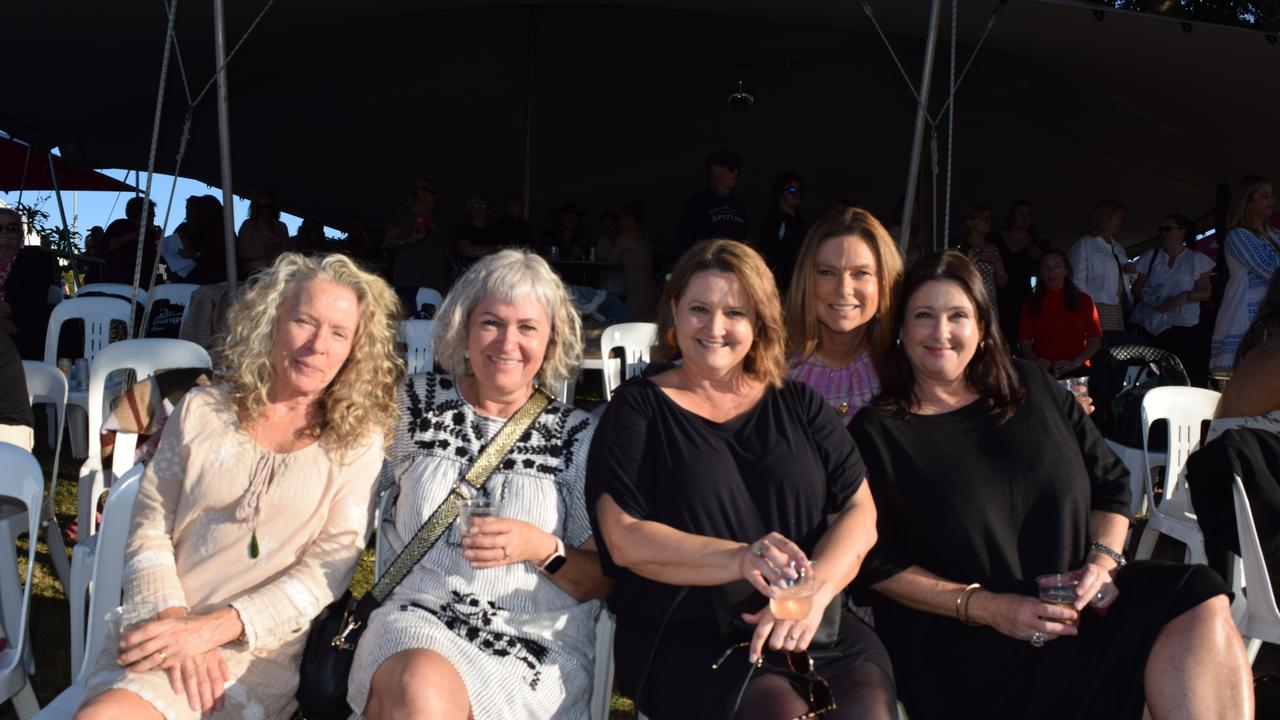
[769,562,816,621]
[105,602,159,651]
[1036,573,1079,626]
[1059,376,1089,399]
[460,497,502,534]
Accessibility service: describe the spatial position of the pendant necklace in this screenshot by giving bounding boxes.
[238,424,305,560]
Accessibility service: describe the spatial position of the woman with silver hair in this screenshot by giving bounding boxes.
[351,248,610,720]
[75,253,404,720]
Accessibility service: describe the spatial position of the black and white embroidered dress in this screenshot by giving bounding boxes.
[348,373,599,719]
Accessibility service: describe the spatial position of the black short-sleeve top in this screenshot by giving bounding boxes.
[850,359,1131,596]
[586,377,865,622]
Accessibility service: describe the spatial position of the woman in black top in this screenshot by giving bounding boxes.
[850,251,1250,719]
[992,200,1045,346]
[587,239,894,720]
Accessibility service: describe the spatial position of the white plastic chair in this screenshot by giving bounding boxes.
[1105,439,1167,521]
[144,283,200,337]
[69,339,210,673]
[415,287,444,315]
[401,319,435,375]
[12,362,71,592]
[75,283,147,306]
[36,464,143,719]
[599,323,657,401]
[43,296,133,460]
[590,609,616,720]
[1133,386,1220,564]
[1231,474,1280,664]
[0,445,49,718]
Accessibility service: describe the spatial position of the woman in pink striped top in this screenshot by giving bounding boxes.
[784,209,904,424]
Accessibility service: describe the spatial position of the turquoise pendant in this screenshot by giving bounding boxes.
[249,531,261,559]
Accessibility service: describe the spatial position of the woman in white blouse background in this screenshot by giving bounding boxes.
[1069,199,1137,337]
[1130,215,1215,385]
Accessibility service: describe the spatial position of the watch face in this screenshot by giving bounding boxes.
[543,554,567,575]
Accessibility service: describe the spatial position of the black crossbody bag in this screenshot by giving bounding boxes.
[296,389,551,720]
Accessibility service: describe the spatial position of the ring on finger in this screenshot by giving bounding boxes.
[1095,590,1105,602]
[158,650,168,661]
[753,543,766,558]
[502,547,510,561]
[1030,632,1046,648]
[787,632,799,641]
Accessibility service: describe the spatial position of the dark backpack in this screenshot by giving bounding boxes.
[1087,344,1190,449]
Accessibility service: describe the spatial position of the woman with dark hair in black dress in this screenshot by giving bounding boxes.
[850,251,1251,719]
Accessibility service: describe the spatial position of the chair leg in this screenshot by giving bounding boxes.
[68,405,87,459]
[44,517,72,593]
[68,546,92,674]
[1134,525,1159,560]
[1246,637,1262,665]
[11,679,40,719]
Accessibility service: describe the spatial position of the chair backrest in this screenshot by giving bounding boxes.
[589,608,616,720]
[1140,386,1220,511]
[0,445,47,674]
[73,463,143,684]
[402,319,434,375]
[44,296,133,366]
[1232,474,1280,633]
[144,283,200,338]
[76,283,148,306]
[22,360,67,485]
[600,322,657,401]
[86,339,213,477]
[415,287,444,316]
[1089,344,1189,442]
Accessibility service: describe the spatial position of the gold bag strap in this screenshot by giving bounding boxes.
[370,387,552,601]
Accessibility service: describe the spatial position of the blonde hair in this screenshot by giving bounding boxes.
[220,253,403,457]
[784,208,903,373]
[433,248,582,389]
[1227,175,1273,231]
[654,239,788,387]
[1085,199,1126,237]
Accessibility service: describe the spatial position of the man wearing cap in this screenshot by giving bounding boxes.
[671,151,749,263]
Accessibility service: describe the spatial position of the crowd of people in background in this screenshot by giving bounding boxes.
[2,152,1278,720]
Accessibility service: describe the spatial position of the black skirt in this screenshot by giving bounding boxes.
[614,608,894,720]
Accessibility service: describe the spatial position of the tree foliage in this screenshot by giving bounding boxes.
[1086,0,1280,32]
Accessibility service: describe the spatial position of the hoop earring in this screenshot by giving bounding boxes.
[666,327,678,348]
[895,337,902,347]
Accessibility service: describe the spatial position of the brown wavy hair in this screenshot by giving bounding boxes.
[877,250,1025,422]
[784,208,904,373]
[220,252,403,458]
[654,239,788,387]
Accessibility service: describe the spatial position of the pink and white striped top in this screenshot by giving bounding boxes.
[788,352,880,426]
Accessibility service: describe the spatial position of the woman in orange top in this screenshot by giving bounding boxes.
[1019,249,1102,377]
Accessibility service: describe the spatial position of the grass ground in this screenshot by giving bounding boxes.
[1,429,1273,718]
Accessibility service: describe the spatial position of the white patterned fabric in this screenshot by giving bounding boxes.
[348,372,600,719]
[1130,248,1215,331]
[1211,228,1280,371]
[80,385,384,719]
[1207,409,1280,445]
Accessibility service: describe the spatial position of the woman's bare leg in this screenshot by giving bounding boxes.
[1144,595,1253,720]
[74,688,166,720]
[364,648,473,720]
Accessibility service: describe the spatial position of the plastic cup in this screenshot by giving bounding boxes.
[105,602,159,651]
[1036,573,1079,626]
[460,497,502,534]
[769,563,816,621]
[1059,376,1089,399]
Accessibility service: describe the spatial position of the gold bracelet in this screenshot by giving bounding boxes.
[955,583,982,624]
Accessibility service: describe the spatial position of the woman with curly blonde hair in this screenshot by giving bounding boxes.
[76,252,403,720]
[352,248,611,720]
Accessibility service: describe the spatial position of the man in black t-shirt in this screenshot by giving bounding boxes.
[670,151,748,265]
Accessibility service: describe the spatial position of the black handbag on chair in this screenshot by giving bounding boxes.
[295,389,551,720]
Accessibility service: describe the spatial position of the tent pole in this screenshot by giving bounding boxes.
[521,7,537,221]
[47,155,80,292]
[898,0,942,256]
[213,0,238,293]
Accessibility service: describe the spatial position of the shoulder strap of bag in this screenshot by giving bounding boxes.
[369,387,552,602]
